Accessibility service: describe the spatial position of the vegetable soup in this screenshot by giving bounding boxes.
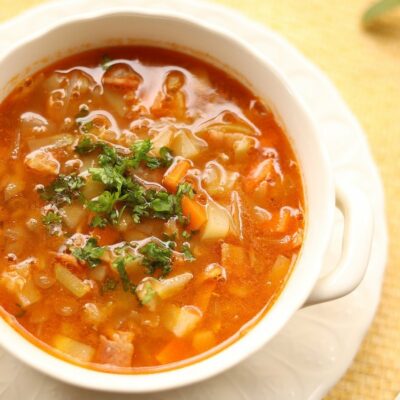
[0,47,304,371]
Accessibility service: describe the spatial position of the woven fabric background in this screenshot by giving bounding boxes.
[0,0,399,399]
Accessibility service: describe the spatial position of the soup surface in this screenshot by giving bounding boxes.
[0,47,304,371]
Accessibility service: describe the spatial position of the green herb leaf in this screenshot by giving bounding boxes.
[71,237,105,268]
[363,0,400,23]
[75,135,99,154]
[112,255,136,293]
[39,174,85,206]
[139,241,173,276]
[182,243,195,261]
[42,211,62,226]
[90,215,108,228]
[101,277,118,294]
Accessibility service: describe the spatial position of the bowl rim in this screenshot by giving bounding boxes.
[0,7,335,392]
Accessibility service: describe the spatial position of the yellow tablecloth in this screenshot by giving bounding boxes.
[0,0,399,398]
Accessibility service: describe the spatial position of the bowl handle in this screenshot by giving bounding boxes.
[305,180,374,306]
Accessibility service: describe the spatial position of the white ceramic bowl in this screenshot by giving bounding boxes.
[0,8,374,393]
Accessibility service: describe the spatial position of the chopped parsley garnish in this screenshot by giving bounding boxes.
[71,237,105,268]
[182,243,195,261]
[90,215,108,228]
[39,174,85,206]
[75,135,99,154]
[80,120,94,134]
[139,241,173,276]
[42,211,62,226]
[101,277,118,294]
[112,255,136,293]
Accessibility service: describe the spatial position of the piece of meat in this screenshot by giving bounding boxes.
[24,149,60,175]
[95,331,134,367]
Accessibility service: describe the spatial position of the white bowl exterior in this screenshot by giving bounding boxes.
[0,10,335,392]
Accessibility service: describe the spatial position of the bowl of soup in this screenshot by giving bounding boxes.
[0,8,373,393]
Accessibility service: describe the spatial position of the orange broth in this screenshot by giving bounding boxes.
[0,46,304,371]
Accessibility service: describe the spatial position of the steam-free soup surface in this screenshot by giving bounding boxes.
[0,47,304,371]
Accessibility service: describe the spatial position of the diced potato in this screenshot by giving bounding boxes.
[156,273,193,299]
[18,279,42,307]
[53,334,95,362]
[170,129,207,159]
[89,264,107,282]
[0,257,41,307]
[205,122,255,135]
[151,127,175,155]
[54,264,90,298]
[201,202,231,240]
[136,273,193,311]
[162,304,202,338]
[62,203,86,230]
[192,330,216,352]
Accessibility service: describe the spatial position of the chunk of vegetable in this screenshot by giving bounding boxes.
[151,127,174,155]
[201,202,231,240]
[181,196,207,231]
[170,129,206,159]
[0,258,41,307]
[62,203,87,230]
[162,304,202,338]
[155,338,192,365]
[91,225,121,246]
[162,159,191,192]
[156,272,193,299]
[54,264,90,298]
[192,330,217,352]
[53,334,95,362]
[136,272,193,310]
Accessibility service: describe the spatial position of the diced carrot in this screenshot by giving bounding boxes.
[192,330,217,353]
[91,226,120,246]
[155,338,192,364]
[244,159,274,192]
[181,196,207,231]
[162,159,191,192]
[193,280,217,312]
